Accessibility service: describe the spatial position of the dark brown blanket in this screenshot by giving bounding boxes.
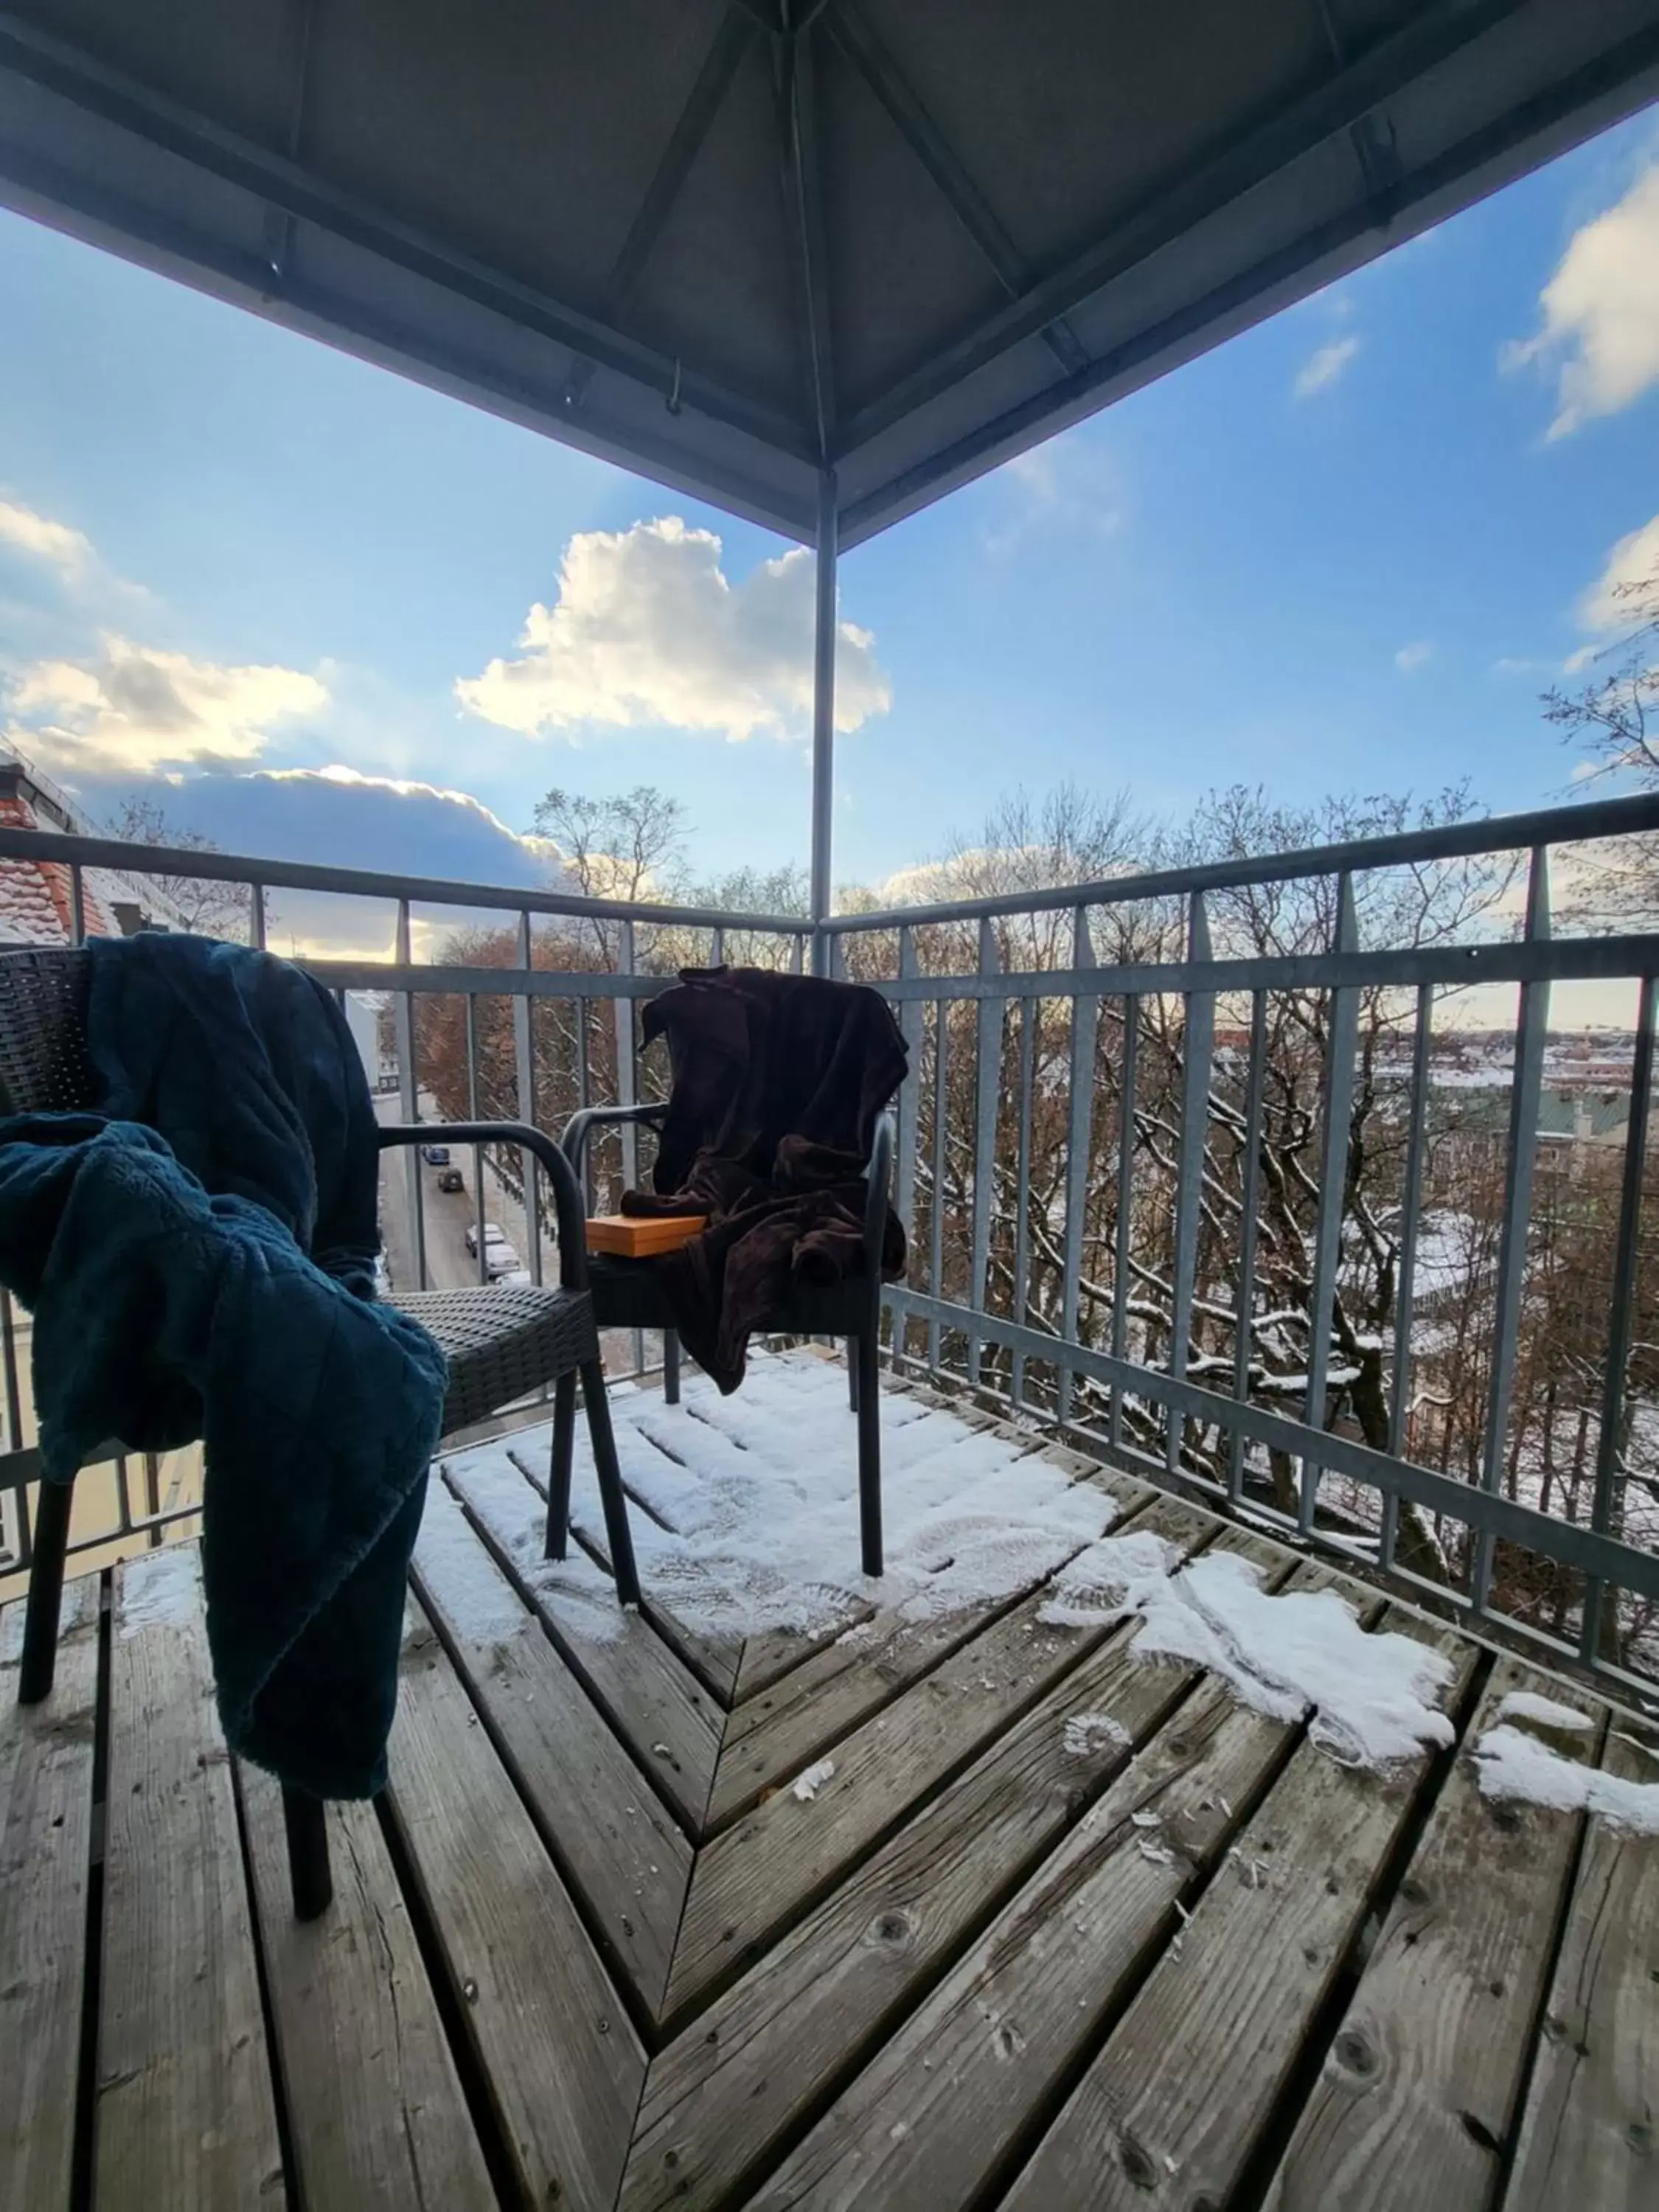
[621,967,908,1391]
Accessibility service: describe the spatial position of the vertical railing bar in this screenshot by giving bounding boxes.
[142,1452,162,1546]
[1581,970,1656,1664]
[69,863,86,947]
[465,992,487,1286]
[1227,988,1268,1503]
[1059,910,1101,1430]
[1382,979,1435,1571]
[1011,993,1037,1412]
[1300,874,1360,1537]
[576,995,593,1208]
[893,930,924,1369]
[1110,993,1139,1453]
[512,911,541,1288]
[393,898,426,1292]
[0,1292,22,1452]
[614,921,639,1189]
[250,882,267,951]
[710,925,726,967]
[928,997,947,1374]
[968,918,1003,1390]
[792,932,806,975]
[1472,847,1552,1615]
[1168,894,1217,1476]
[114,1453,133,1539]
[614,918,641,1373]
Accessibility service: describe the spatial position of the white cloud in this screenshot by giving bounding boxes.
[4,635,327,779]
[1394,640,1433,674]
[0,498,93,576]
[456,516,890,743]
[1293,335,1361,399]
[1505,163,1659,437]
[980,431,1124,556]
[1578,513,1659,633]
[261,760,538,835]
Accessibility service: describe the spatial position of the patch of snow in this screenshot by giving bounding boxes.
[1062,1713,1129,1759]
[414,1480,529,1644]
[1042,1536,1455,1770]
[119,1545,199,1635]
[1495,1691,1593,1733]
[792,1759,836,1802]
[445,1352,1118,1642]
[1471,1726,1659,1836]
[439,1451,626,1643]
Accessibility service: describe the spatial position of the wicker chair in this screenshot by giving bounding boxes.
[557,1102,897,1576]
[0,945,638,1921]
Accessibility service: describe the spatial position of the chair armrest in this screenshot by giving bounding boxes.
[863,1111,897,1275]
[560,1102,668,1176]
[378,1120,591,1291]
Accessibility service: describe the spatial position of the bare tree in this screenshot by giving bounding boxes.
[104,794,255,939]
[532,785,690,905]
[1543,556,1659,922]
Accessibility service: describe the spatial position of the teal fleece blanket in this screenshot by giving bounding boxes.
[0,936,445,1797]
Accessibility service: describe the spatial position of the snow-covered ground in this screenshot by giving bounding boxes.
[426,1351,1119,1642]
[419,1349,1539,1790]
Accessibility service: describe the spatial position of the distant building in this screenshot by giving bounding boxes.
[0,750,178,945]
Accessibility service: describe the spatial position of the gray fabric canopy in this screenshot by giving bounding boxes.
[3,0,1656,927]
[2,0,1656,550]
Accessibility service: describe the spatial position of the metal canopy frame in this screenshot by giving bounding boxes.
[2,1,1658,945]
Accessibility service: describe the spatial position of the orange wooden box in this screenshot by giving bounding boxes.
[585,1213,708,1258]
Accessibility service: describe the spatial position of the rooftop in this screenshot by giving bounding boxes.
[4,1351,1654,2211]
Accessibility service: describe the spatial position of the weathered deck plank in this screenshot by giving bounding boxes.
[1262,1660,1603,2211]
[413,1479,692,2013]
[12,1355,1646,2212]
[705,1463,1149,1830]
[239,1769,497,2212]
[384,1594,644,2212]
[96,1551,285,2212]
[440,1450,720,1829]
[741,1559,1355,2212]
[669,1494,1208,2019]
[622,1526,1297,2212]
[998,1612,1478,2212]
[1504,1716,1659,2212]
[0,1580,100,2212]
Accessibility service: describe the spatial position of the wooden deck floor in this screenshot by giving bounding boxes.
[3,1360,1655,2211]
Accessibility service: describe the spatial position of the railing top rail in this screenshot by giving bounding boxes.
[0,824,809,937]
[824,791,1659,934]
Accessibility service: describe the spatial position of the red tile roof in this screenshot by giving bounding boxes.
[0,788,115,945]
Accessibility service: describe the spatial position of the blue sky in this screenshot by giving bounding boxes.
[1,100,1658,902]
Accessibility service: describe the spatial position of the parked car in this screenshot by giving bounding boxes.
[422,1143,451,1166]
[437,1166,464,1193]
[465,1220,521,1277]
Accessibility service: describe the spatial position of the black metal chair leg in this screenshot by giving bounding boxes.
[847,1345,860,1412]
[663,1328,681,1407]
[18,1478,74,1705]
[855,1331,882,1578]
[580,1359,641,1607]
[545,1370,577,1560]
[282,1784,333,1921]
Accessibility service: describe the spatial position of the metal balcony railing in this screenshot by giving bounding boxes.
[4,793,1659,1701]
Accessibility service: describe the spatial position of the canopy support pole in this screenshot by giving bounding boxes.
[810,466,838,975]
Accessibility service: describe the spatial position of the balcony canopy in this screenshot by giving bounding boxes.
[2,0,1658,551]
